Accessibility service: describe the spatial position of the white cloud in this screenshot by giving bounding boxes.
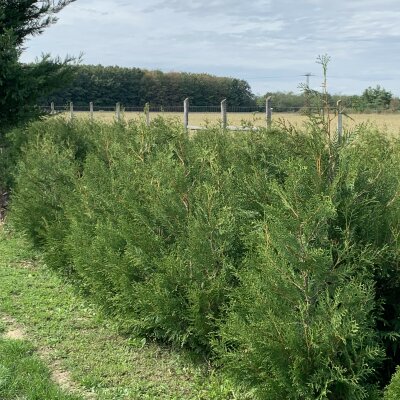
[20,0,400,95]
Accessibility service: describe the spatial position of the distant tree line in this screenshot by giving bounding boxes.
[39,64,398,112]
[40,65,256,107]
[258,85,397,112]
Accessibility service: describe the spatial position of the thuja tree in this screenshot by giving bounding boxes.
[9,115,400,397]
[216,57,399,398]
[216,141,384,399]
[385,367,400,399]
[9,52,400,396]
[333,127,400,385]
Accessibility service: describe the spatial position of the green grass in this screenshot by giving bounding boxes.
[0,224,250,399]
[0,338,82,400]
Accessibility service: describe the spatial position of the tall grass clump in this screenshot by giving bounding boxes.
[8,113,400,398]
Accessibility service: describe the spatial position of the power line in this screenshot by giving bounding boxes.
[300,72,316,88]
[228,74,322,80]
[240,75,304,79]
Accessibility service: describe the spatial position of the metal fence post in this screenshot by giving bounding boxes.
[337,100,343,142]
[266,96,272,129]
[115,102,121,122]
[221,99,227,129]
[89,102,94,121]
[145,102,150,126]
[69,102,74,121]
[184,98,189,131]
[50,102,55,115]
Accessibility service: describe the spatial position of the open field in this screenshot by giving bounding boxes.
[65,111,400,135]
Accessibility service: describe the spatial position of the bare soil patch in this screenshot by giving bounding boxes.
[1,315,25,340]
[1,314,94,399]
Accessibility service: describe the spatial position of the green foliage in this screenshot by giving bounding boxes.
[259,91,306,110]
[0,0,76,192]
[385,367,400,400]
[0,226,250,400]
[346,86,393,112]
[257,89,397,113]
[0,1,76,46]
[41,64,256,107]
[9,119,97,277]
[8,114,400,398]
[0,0,76,131]
[217,157,383,399]
[361,86,392,110]
[333,128,400,383]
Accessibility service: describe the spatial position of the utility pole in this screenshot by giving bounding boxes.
[301,72,316,89]
[301,73,315,113]
[306,73,310,88]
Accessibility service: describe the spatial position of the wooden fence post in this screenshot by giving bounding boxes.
[145,103,150,126]
[337,100,343,142]
[184,98,189,131]
[115,102,121,122]
[50,102,55,115]
[69,102,74,121]
[221,99,227,129]
[89,102,94,121]
[266,96,272,129]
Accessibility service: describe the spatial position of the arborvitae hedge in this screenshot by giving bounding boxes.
[9,115,400,398]
[385,367,400,399]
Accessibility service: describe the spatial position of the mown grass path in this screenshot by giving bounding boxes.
[0,225,242,399]
[0,334,82,400]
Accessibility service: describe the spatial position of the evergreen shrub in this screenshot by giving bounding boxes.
[9,118,97,274]
[9,115,400,398]
[63,120,294,349]
[385,367,400,400]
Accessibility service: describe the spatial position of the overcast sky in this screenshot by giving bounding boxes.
[21,0,400,96]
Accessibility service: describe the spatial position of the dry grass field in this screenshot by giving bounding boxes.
[68,111,400,135]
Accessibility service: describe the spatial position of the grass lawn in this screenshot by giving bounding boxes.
[0,333,82,400]
[0,223,249,399]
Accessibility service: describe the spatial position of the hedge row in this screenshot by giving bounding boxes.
[9,116,400,399]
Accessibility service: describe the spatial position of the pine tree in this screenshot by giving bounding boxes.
[0,0,76,191]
